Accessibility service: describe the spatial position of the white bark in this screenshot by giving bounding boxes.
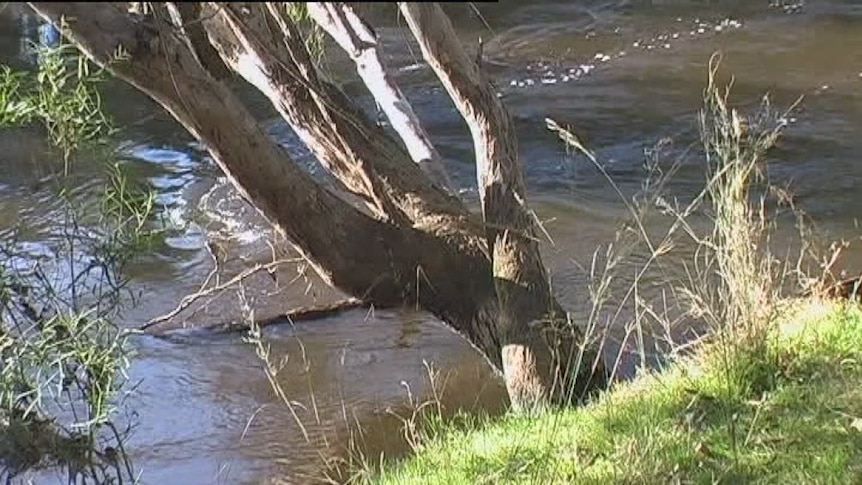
[307,3,453,192]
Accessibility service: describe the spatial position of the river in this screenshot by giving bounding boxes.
[1,1,861,484]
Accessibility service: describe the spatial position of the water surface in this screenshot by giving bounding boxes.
[2,1,862,483]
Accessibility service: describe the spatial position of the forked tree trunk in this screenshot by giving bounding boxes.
[28,2,606,412]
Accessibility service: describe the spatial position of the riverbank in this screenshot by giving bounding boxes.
[375,299,862,484]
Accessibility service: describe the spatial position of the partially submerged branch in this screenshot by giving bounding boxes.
[211,297,369,333]
[141,255,304,331]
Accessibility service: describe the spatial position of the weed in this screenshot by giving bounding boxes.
[364,56,854,484]
[0,30,157,484]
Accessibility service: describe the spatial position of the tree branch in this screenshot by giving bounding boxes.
[400,3,607,410]
[28,2,507,370]
[307,2,454,192]
[165,2,232,80]
[198,2,472,235]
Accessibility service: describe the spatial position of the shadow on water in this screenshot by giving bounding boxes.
[3,1,862,483]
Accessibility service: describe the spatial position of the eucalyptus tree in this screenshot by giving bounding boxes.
[26,2,608,412]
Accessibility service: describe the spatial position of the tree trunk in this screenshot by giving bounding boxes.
[28,2,606,412]
[399,3,606,410]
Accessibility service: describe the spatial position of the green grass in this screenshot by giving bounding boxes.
[375,299,862,484]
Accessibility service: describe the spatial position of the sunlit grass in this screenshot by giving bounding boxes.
[375,300,862,484]
[364,57,855,484]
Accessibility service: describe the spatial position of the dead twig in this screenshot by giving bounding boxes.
[140,256,302,331]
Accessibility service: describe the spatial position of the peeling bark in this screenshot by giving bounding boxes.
[306,2,453,192]
[165,2,232,80]
[201,2,465,232]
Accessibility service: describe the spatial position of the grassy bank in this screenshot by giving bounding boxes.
[375,299,862,484]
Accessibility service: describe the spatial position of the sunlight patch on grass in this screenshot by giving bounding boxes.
[375,300,862,484]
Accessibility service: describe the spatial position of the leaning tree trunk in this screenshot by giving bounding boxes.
[28,2,607,412]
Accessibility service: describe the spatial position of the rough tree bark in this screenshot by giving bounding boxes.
[28,2,606,412]
[398,3,604,410]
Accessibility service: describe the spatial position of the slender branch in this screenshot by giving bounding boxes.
[307,2,454,192]
[398,2,554,314]
[140,256,303,331]
[399,2,608,409]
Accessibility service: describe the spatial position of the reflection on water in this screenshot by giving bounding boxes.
[3,1,862,483]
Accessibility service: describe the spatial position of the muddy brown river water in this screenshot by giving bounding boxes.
[2,1,862,483]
